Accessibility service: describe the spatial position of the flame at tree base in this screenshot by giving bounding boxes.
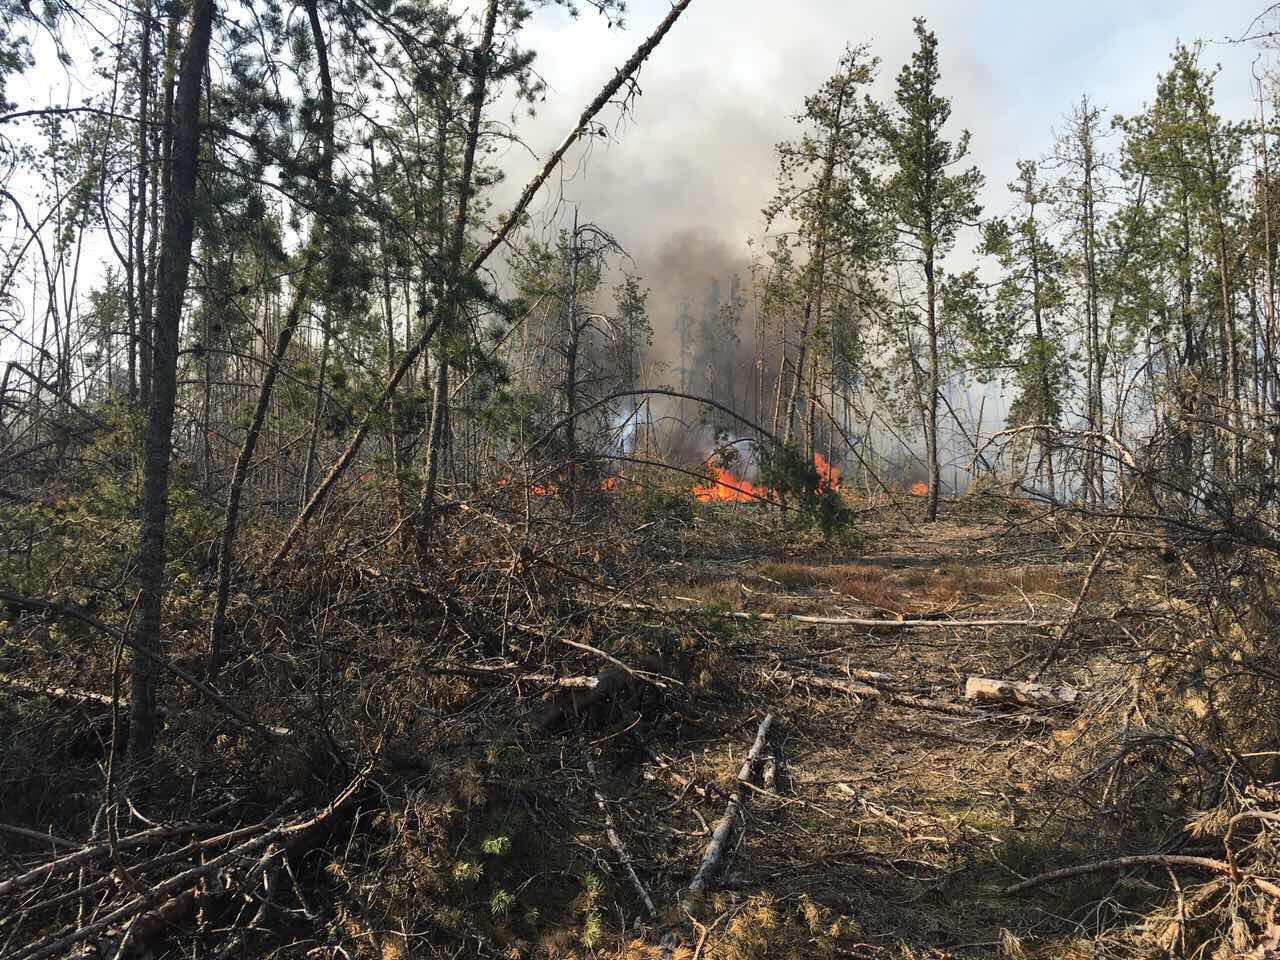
[910,481,928,497]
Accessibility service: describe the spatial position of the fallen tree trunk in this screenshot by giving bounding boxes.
[424,663,601,689]
[964,676,1079,709]
[0,675,119,708]
[681,712,775,912]
[771,668,980,718]
[534,667,631,732]
[609,599,1055,632]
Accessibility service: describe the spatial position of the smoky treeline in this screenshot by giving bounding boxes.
[6,2,1280,957]
[2,0,1279,742]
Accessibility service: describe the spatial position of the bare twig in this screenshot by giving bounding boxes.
[586,757,656,918]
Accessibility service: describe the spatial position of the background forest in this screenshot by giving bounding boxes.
[4,1,1280,958]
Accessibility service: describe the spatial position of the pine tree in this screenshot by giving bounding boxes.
[981,160,1071,496]
[877,18,983,520]
[765,43,882,458]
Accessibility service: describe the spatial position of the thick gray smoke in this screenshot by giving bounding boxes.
[489,0,1264,475]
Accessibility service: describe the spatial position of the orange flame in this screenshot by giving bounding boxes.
[814,452,840,493]
[497,475,619,496]
[910,481,928,497]
[692,467,771,502]
[693,453,840,503]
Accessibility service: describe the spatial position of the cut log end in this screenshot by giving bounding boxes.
[964,676,1079,709]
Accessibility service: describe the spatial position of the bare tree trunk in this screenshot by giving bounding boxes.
[924,245,941,522]
[564,218,583,512]
[782,87,844,449]
[129,0,217,760]
[372,145,405,526]
[206,0,332,676]
[415,0,500,552]
[134,0,154,407]
[301,319,330,502]
[1028,203,1056,499]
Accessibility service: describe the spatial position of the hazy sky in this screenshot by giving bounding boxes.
[494,0,1276,274]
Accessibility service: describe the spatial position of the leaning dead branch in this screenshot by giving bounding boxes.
[587,757,656,919]
[271,0,697,565]
[1004,853,1280,900]
[681,712,775,912]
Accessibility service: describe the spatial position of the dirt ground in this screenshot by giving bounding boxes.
[486,499,1160,959]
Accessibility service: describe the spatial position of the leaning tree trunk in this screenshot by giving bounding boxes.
[206,0,332,675]
[274,0,696,566]
[129,0,217,761]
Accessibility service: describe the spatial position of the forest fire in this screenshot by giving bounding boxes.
[692,468,771,503]
[911,481,928,496]
[693,452,840,503]
[497,475,618,497]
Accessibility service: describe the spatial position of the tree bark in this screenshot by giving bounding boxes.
[128,0,217,761]
[133,0,154,407]
[415,0,500,552]
[924,241,941,521]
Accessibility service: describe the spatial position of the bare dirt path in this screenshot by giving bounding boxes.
[592,508,1124,958]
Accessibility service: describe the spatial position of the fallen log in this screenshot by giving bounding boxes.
[534,667,631,732]
[0,822,79,850]
[424,663,601,689]
[964,677,1078,709]
[0,675,118,708]
[771,668,980,719]
[608,599,1056,632]
[681,712,775,912]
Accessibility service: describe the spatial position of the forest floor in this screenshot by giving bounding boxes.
[5,492,1241,959]
[544,499,1141,960]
